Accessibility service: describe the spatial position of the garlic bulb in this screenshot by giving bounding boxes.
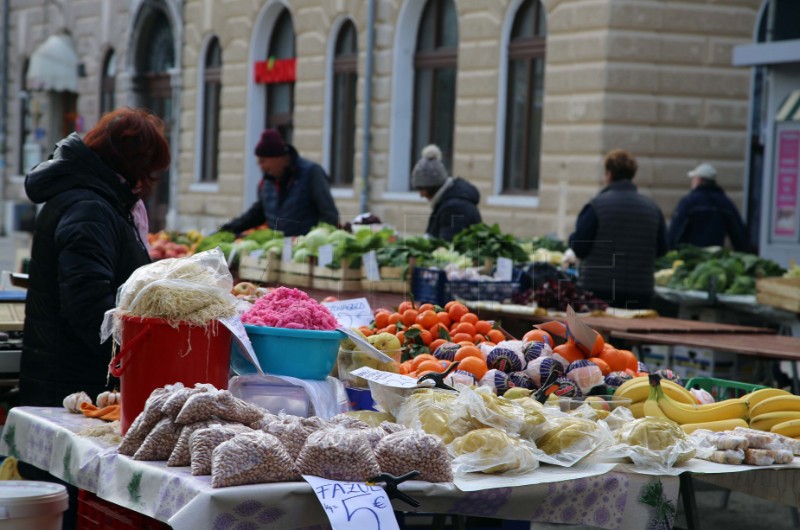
[63,391,93,413]
[96,390,121,408]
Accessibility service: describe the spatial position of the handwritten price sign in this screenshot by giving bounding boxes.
[304,475,399,530]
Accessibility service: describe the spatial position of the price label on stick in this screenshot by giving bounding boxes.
[248,249,264,260]
[282,237,293,263]
[364,250,381,281]
[496,257,513,282]
[318,244,334,268]
[304,475,400,530]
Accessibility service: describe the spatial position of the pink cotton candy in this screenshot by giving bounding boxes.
[242,287,338,331]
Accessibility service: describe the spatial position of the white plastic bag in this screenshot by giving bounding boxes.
[101,248,241,343]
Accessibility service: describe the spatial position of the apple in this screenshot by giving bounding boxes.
[584,396,611,412]
[368,332,402,354]
[339,327,367,352]
[232,282,257,296]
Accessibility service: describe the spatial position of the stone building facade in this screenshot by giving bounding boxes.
[0,0,763,242]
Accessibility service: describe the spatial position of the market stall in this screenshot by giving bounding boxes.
[2,407,681,530]
[5,227,800,530]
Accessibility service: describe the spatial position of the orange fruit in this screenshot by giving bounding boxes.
[396,331,406,345]
[444,301,458,311]
[522,329,553,345]
[416,310,439,329]
[448,303,469,323]
[474,320,493,335]
[455,345,484,362]
[437,312,452,327]
[388,313,402,325]
[417,360,447,374]
[418,303,435,313]
[487,329,505,343]
[597,348,627,372]
[589,333,605,357]
[401,309,419,327]
[398,301,414,314]
[460,313,479,325]
[452,332,473,344]
[358,326,373,337]
[588,357,611,376]
[383,324,397,335]
[454,322,476,336]
[420,330,433,345]
[618,350,639,372]
[410,353,438,371]
[472,334,486,344]
[553,343,585,364]
[457,340,475,347]
[603,342,616,352]
[374,311,390,329]
[429,338,447,352]
[458,356,488,380]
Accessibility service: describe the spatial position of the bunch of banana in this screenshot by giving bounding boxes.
[614,376,697,418]
[744,389,800,434]
[640,374,749,431]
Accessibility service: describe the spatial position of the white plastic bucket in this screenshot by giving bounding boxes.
[0,480,69,530]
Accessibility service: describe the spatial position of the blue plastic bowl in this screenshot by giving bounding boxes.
[244,324,343,380]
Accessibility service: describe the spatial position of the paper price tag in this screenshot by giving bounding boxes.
[248,248,264,260]
[282,237,293,263]
[565,305,599,355]
[217,315,263,374]
[304,475,400,530]
[318,244,334,268]
[323,298,374,328]
[496,257,513,282]
[364,251,381,281]
[351,367,432,389]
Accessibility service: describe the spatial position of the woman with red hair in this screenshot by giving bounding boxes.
[21,107,170,407]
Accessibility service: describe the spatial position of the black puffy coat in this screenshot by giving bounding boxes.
[425,177,482,241]
[20,134,151,406]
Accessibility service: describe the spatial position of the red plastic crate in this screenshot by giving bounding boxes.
[77,489,171,530]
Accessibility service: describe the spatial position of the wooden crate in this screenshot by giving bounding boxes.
[238,252,279,283]
[756,277,800,313]
[312,259,363,291]
[278,259,312,288]
[361,265,412,294]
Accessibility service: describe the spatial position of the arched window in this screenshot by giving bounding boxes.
[100,49,116,116]
[201,37,222,183]
[412,0,458,177]
[330,21,358,186]
[503,0,546,194]
[266,9,295,143]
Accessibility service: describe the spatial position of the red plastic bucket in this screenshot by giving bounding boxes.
[109,315,232,435]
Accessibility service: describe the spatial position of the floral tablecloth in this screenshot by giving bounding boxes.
[0,407,682,530]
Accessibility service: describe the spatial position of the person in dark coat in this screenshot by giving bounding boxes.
[668,163,751,251]
[569,149,668,309]
[220,129,340,236]
[412,144,482,241]
[21,108,170,408]
[20,108,170,530]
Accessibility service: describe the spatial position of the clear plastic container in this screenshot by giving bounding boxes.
[337,348,402,388]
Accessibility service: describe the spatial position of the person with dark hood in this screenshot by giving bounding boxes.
[412,144,482,241]
[20,107,170,530]
[21,107,170,407]
[569,149,668,309]
[668,163,751,251]
[220,129,340,236]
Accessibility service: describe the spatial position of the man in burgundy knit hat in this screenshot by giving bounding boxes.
[220,129,339,236]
